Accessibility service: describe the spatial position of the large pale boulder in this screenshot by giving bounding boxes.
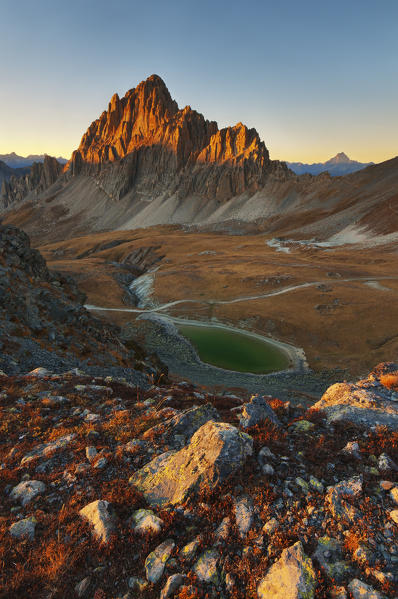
[311,368,398,430]
[257,541,317,599]
[130,420,253,506]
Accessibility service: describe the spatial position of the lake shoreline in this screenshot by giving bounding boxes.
[163,315,307,373]
[135,313,340,403]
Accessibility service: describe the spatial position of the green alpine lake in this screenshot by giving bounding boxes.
[178,323,290,373]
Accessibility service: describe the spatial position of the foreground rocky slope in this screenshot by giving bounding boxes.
[1,365,398,599]
[1,226,398,599]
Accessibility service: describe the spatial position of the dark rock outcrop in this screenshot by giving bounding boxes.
[0,161,30,189]
[0,224,151,377]
[1,155,63,208]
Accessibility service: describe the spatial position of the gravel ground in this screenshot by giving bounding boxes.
[0,336,150,388]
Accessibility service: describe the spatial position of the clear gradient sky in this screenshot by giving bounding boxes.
[1,0,397,163]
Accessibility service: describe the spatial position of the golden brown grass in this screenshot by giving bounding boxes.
[380,373,398,390]
[36,225,398,377]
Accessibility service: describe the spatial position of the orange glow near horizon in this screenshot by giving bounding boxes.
[0,139,394,167]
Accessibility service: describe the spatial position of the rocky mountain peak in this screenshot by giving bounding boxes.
[329,152,350,163]
[66,75,277,202]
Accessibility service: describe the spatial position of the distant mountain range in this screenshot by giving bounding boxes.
[0,152,67,169]
[1,75,397,245]
[287,152,374,176]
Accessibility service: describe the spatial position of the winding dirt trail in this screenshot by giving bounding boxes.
[85,276,398,314]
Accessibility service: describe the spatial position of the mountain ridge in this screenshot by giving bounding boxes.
[0,160,30,188]
[287,152,374,176]
[1,75,397,244]
[1,155,63,209]
[0,152,68,169]
[66,74,283,203]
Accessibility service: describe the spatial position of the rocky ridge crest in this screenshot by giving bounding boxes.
[67,74,285,202]
[1,155,63,209]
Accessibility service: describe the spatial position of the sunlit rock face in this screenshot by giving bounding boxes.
[311,362,398,430]
[66,74,285,202]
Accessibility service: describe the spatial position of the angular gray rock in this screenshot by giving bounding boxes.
[160,573,185,599]
[348,578,386,599]
[79,499,116,544]
[378,453,398,472]
[144,403,220,447]
[311,372,398,430]
[9,516,37,540]
[313,536,352,583]
[129,508,164,535]
[239,395,280,429]
[145,538,175,583]
[75,577,91,598]
[20,434,75,466]
[130,421,253,506]
[257,541,317,599]
[214,517,230,544]
[325,476,362,524]
[234,495,254,537]
[262,517,278,535]
[180,537,201,560]
[85,446,97,463]
[10,480,46,506]
[194,549,219,584]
